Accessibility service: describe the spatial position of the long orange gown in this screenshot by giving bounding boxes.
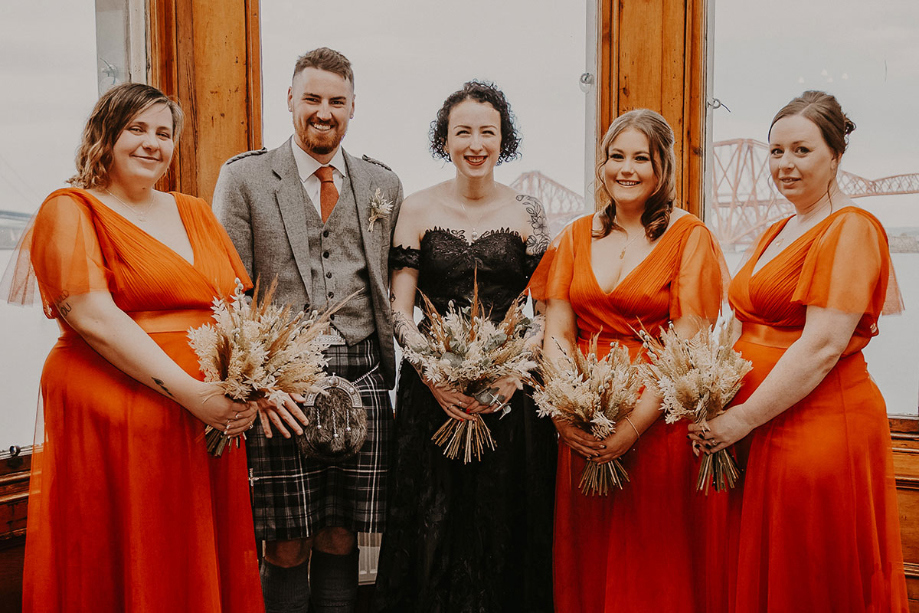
[726,206,908,612]
[530,213,727,612]
[5,189,264,612]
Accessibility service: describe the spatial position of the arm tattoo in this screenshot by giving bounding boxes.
[518,195,550,256]
[393,311,428,352]
[153,377,175,398]
[54,290,72,318]
[523,314,546,351]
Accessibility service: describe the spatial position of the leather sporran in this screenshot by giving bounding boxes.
[296,375,368,463]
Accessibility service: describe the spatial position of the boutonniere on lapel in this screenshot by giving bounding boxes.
[367,188,394,233]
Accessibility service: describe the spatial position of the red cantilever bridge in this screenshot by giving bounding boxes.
[709,139,919,247]
[2,142,916,249]
[509,139,919,247]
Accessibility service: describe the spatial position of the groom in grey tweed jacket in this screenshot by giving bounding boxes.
[214,48,402,613]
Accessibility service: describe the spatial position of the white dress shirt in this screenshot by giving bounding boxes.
[290,139,347,216]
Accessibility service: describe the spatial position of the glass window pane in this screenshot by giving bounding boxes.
[259,0,590,236]
[1,2,115,447]
[707,0,919,415]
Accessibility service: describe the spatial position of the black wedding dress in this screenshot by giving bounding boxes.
[373,228,557,613]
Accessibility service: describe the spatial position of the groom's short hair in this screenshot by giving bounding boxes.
[293,47,354,88]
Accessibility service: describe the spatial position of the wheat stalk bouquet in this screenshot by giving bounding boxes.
[402,281,537,463]
[188,278,343,457]
[638,316,752,493]
[531,336,642,495]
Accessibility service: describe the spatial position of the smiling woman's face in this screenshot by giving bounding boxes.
[602,127,657,210]
[768,114,838,209]
[107,103,175,187]
[445,99,502,179]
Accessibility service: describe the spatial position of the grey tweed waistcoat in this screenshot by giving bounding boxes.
[303,173,375,344]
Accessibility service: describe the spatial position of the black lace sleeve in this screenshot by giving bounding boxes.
[390,245,421,270]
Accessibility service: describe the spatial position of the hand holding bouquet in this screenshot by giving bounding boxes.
[531,336,642,495]
[638,316,752,493]
[402,281,537,463]
[188,278,342,456]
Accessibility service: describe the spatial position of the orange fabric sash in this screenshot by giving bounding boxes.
[740,322,802,349]
[576,331,643,351]
[129,309,214,333]
[740,321,868,356]
[59,308,213,340]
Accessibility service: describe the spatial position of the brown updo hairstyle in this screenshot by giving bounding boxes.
[594,109,675,240]
[768,90,856,160]
[69,83,184,189]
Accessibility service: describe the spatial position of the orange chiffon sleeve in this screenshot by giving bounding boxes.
[670,222,729,321]
[1,190,111,318]
[793,208,902,320]
[527,218,582,303]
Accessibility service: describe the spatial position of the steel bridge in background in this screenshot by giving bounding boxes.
[2,144,917,249]
[709,139,919,247]
[508,140,919,247]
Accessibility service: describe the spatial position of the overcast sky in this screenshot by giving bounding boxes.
[1,0,916,219]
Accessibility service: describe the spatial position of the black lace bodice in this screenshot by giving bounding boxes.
[390,227,544,321]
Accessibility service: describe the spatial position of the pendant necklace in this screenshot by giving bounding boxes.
[615,218,641,258]
[458,200,489,242]
[104,188,156,222]
[619,233,640,259]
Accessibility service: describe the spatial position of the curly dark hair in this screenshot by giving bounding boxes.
[430,80,521,164]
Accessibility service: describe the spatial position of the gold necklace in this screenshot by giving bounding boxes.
[104,188,156,222]
[619,233,641,259]
[614,218,642,258]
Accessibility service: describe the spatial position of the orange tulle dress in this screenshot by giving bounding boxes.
[4,188,264,612]
[725,206,908,612]
[530,213,727,613]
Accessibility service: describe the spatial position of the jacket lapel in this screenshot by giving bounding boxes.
[345,150,385,284]
[272,139,313,304]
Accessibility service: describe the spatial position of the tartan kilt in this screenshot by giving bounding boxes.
[246,336,392,541]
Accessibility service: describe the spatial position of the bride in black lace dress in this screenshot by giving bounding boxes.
[373,82,556,613]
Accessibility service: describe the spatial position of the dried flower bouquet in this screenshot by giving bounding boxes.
[402,281,537,464]
[638,316,753,493]
[531,336,642,495]
[188,278,342,457]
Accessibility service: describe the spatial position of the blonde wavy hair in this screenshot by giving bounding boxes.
[594,108,676,241]
[69,83,184,189]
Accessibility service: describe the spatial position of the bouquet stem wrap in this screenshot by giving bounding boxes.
[188,278,348,457]
[532,337,641,496]
[402,278,537,464]
[638,316,752,494]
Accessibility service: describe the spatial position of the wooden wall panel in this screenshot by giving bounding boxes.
[597,0,705,216]
[148,0,262,202]
[893,434,919,612]
[0,452,30,612]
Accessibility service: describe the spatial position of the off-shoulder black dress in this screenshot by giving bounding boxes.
[373,227,557,613]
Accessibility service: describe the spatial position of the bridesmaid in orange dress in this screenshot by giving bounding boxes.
[691,91,909,612]
[3,83,305,611]
[532,109,727,612]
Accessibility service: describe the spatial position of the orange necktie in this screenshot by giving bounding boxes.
[314,165,339,223]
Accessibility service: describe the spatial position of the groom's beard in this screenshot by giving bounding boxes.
[296,117,348,157]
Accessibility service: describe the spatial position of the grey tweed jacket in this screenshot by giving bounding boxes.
[212,139,404,388]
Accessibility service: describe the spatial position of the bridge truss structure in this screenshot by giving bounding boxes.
[509,141,919,247]
[710,138,919,247]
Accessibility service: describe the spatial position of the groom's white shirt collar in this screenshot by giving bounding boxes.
[291,140,347,213]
